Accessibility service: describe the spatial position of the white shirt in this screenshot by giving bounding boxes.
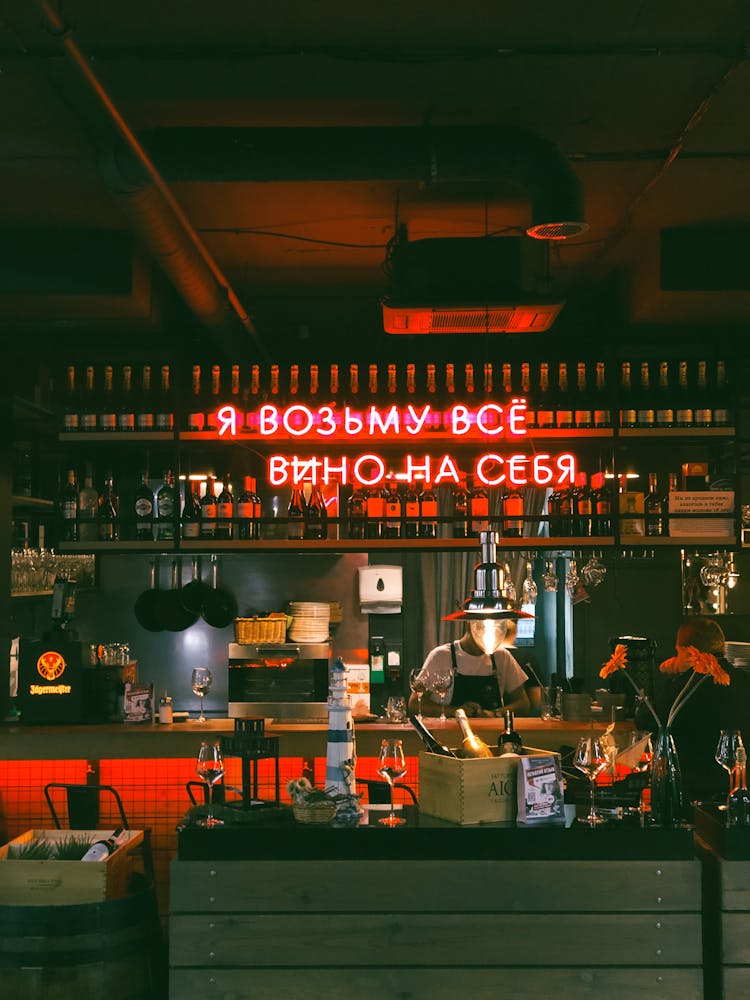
[416,642,528,704]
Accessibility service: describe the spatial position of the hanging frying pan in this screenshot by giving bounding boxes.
[161,558,199,632]
[201,554,238,629]
[180,557,212,617]
[134,558,164,633]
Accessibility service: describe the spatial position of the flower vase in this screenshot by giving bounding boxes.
[650,727,683,826]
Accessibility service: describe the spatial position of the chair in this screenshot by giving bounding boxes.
[356,778,418,807]
[185,779,245,808]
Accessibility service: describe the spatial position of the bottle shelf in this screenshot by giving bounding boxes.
[11,590,53,599]
[58,431,175,443]
[617,427,734,438]
[11,496,55,510]
[619,534,737,547]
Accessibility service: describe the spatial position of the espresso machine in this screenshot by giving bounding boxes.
[227,642,331,720]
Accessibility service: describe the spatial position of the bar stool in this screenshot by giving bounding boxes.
[356,777,418,806]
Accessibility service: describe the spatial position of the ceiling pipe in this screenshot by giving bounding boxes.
[139,124,588,240]
[38,0,267,360]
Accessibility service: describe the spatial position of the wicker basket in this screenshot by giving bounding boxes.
[235,616,287,644]
[292,800,337,825]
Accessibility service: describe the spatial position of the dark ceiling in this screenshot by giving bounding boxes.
[2,1,750,364]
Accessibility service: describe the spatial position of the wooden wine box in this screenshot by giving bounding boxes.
[0,828,144,905]
[419,749,558,825]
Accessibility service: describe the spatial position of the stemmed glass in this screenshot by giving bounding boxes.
[377,738,407,827]
[409,668,427,720]
[431,671,452,724]
[574,734,608,826]
[716,730,745,803]
[195,741,225,827]
[191,667,212,723]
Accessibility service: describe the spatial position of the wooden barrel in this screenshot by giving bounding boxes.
[0,888,166,1000]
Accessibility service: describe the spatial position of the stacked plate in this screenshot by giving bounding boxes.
[288,601,331,642]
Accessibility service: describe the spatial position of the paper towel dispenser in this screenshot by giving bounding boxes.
[358,565,403,614]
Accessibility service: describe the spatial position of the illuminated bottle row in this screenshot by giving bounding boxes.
[58,359,732,433]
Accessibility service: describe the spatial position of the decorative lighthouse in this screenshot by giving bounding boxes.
[326,657,357,797]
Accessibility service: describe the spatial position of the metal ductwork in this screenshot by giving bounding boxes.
[139,124,588,240]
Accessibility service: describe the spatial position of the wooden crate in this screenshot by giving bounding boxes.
[0,829,144,905]
[419,748,558,825]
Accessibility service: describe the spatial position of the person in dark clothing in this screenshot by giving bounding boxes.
[638,617,750,806]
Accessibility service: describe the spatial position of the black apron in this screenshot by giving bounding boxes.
[449,641,502,711]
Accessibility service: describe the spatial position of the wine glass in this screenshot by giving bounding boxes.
[431,671,452,724]
[191,666,212,723]
[574,734,608,826]
[716,730,744,803]
[195,741,225,827]
[377,738,407,827]
[409,668,427,720]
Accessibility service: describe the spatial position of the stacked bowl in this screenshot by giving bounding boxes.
[287,601,331,643]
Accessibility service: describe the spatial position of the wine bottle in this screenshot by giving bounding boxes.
[348,363,360,408]
[236,475,258,540]
[347,483,367,540]
[661,471,678,537]
[714,360,730,427]
[309,363,320,400]
[156,364,174,432]
[387,363,398,401]
[304,480,328,539]
[81,828,124,862]
[419,480,438,539]
[99,364,117,432]
[593,361,611,429]
[454,708,494,758]
[644,472,663,537]
[521,362,536,429]
[572,472,593,537]
[452,478,470,538]
[181,479,202,539]
[574,362,592,429]
[187,364,205,431]
[403,481,420,539]
[215,473,234,540]
[287,485,305,540]
[694,360,713,427]
[655,360,674,429]
[368,363,380,400]
[366,481,386,540]
[728,746,750,827]
[555,362,574,429]
[636,361,655,428]
[536,362,554,430]
[675,360,694,428]
[591,472,612,536]
[200,476,217,538]
[468,473,489,537]
[384,481,402,539]
[245,364,261,431]
[329,363,340,401]
[288,363,300,400]
[156,469,178,541]
[408,714,457,758]
[59,468,79,542]
[81,364,97,433]
[205,364,221,432]
[619,361,637,428]
[97,472,119,541]
[502,483,524,538]
[406,363,417,399]
[118,365,135,432]
[136,364,154,432]
[497,709,523,755]
[501,362,513,401]
[62,364,79,432]
[483,362,493,397]
[77,465,99,542]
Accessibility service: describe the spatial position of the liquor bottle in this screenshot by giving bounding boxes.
[245,364,261,431]
[644,472,663,537]
[574,362,592,429]
[502,483,524,538]
[347,483,367,540]
[468,474,489,537]
[187,364,205,431]
[655,361,674,429]
[287,485,305,540]
[636,361,655,428]
[463,362,476,403]
[501,362,513,401]
[135,471,155,541]
[444,363,456,411]
[288,363,300,400]
[593,361,611,428]
[387,363,398,400]
[384,481,402,539]
[155,364,174,432]
[77,465,99,542]
[675,360,694,428]
[215,474,234,539]
[455,708,494,758]
[497,709,523,755]
[728,746,750,827]
[181,479,202,539]
[156,469,178,541]
[329,363,340,401]
[200,476,217,538]
[236,475,259,540]
[97,473,119,541]
[304,481,328,539]
[81,365,97,432]
[591,472,613,536]
[62,364,79,432]
[136,364,154,432]
[452,478,470,538]
[99,364,117,432]
[118,365,135,432]
[205,364,221,432]
[536,362,554,430]
[550,482,572,536]
[406,363,417,398]
[59,468,78,541]
[368,363,379,400]
[81,828,125,862]
[714,360,730,427]
[419,480,438,539]
[309,364,320,400]
[571,472,593,537]
[521,362,536,429]
[555,362,573,429]
[269,364,281,403]
[365,481,386,540]
[694,360,713,427]
[619,361,637,428]
[403,481,420,539]
[661,471,678,537]
[348,363,360,407]
[408,714,457,757]
[483,362,493,397]
[546,485,561,536]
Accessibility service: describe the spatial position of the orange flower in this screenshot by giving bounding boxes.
[599,643,628,679]
[659,644,694,675]
[690,648,730,686]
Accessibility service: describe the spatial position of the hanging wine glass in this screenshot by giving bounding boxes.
[566,557,579,597]
[542,559,558,593]
[502,561,516,602]
[521,560,537,606]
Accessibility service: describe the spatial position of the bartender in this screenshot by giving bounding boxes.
[409,620,531,718]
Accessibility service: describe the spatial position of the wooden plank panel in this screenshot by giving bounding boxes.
[170,859,701,913]
[719,860,750,910]
[723,967,750,998]
[170,913,702,968]
[169,966,704,1000]
[721,913,750,963]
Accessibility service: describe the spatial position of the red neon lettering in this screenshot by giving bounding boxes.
[269,455,288,485]
[556,453,576,484]
[532,454,553,486]
[508,399,527,436]
[216,405,239,437]
[406,455,431,482]
[318,406,337,436]
[433,455,460,485]
[283,404,314,436]
[507,454,528,486]
[368,405,400,435]
[476,404,504,436]
[450,405,471,435]
[406,404,432,435]
[353,454,385,485]
[476,454,505,486]
[323,456,348,483]
[259,405,279,435]
[344,407,364,435]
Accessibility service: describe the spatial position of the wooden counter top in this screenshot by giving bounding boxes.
[0,717,633,759]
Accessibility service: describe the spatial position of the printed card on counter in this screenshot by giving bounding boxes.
[123,682,154,723]
[516,753,566,826]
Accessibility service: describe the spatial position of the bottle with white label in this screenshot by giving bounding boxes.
[81,827,124,862]
[158,692,173,725]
